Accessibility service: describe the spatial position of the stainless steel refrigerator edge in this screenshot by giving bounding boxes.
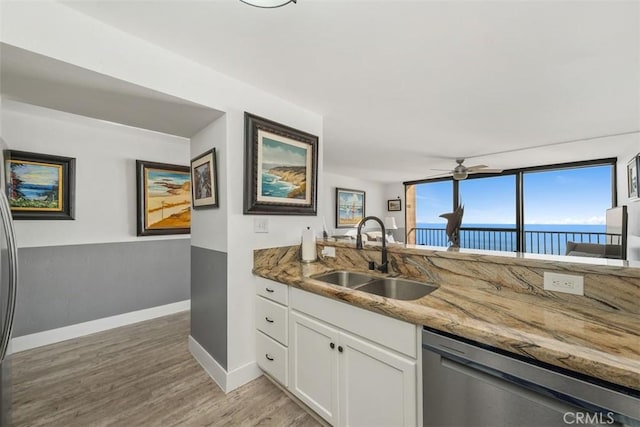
[0,140,19,427]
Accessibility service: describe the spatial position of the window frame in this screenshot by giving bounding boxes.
[403,157,618,251]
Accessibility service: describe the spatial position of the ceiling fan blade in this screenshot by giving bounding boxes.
[429,168,453,172]
[424,172,452,179]
[465,165,488,172]
[469,168,504,174]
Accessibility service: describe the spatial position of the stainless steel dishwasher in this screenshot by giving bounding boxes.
[422,328,640,427]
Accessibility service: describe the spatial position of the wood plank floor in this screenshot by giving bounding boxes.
[12,312,321,427]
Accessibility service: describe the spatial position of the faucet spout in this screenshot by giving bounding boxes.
[356,216,388,274]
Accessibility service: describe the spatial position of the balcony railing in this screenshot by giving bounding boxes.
[408,227,625,258]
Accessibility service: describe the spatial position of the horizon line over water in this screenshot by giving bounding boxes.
[416,223,606,232]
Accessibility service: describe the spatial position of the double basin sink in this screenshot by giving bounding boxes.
[311,270,438,301]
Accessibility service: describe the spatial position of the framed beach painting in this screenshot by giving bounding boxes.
[243,112,318,215]
[6,150,75,220]
[387,198,402,212]
[628,154,639,199]
[191,148,219,209]
[336,188,365,228]
[136,160,191,236]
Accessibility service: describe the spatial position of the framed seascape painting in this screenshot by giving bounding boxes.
[6,150,75,220]
[191,148,219,209]
[628,154,639,199]
[136,160,191,236]
[244,112,318,215]
[387,198,402,212]
[336,188,365,228]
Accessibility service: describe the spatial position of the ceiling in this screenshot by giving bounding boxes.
[0,44,224,138]
[43,1,640,180]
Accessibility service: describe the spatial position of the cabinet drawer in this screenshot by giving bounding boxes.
[255,277,289,306]
[256,296,288,345]
[256,330,288,387]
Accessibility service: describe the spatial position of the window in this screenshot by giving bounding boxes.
[405,159,617,255]
[523,164,613,254]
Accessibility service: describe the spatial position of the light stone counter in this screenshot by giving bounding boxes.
[253,241,640,392]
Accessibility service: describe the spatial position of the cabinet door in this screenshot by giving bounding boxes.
[339,332,417,427]
[289,310,340,425]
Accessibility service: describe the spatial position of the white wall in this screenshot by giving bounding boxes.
[190,116,227,253]
[1,0,324,382]
[322,171,385,236]
[2,100,190,248]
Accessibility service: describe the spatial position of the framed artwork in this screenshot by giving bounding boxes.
[387,198,402,212]
[6,150,75,220]
[191,148,219,209]
[336,188,365,228]
[628,154,639,199]
[244,112,318,215]
[136,160,190,236]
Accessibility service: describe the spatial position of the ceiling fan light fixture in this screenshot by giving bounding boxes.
[452,170,468,180]
[240,0,296,8]
[452,164,468,180]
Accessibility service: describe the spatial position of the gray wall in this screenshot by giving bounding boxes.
[190,245,227,370]
[14,239,190,337]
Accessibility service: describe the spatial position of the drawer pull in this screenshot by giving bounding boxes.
[330,342,335,349]
[265,287,275,293]
[265,317,274,323]
[338,346,344,353]
[265,354,274,361]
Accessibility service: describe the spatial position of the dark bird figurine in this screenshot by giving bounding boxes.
[439,205,464,248]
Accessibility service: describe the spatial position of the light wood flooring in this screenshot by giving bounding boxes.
[12,312,320,426]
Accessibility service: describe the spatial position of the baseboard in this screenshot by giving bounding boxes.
[12,300,190,353]
[226,360,262,391]
[189,335,228,392]
[188,336,262,394]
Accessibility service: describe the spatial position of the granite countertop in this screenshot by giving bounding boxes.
[253,247,640,392]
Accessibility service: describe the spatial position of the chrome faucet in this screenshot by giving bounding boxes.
[355,216,388,274]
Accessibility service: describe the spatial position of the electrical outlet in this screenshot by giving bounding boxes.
[543,272,584,296]
[253,218,269,233]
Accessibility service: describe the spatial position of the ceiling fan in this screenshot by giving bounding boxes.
[430,158,503,180]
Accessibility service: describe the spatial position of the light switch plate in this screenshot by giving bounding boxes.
[543,272,584,296]
[254,218,269,233]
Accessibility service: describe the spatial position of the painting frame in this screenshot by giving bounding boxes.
[136,160,191,236]
[5,150,75,220]
[244,112,318,215]
[191,148,219,209]
[336,187,366,228]
[387,198,402,212]
[628,154,639,199]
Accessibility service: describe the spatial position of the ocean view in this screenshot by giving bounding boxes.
[414,223,610,255]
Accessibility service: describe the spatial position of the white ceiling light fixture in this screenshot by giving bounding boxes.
[240,0,296,8]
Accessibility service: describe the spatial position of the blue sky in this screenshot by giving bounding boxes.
[415,165,612,225]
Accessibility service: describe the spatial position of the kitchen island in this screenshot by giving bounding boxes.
[253,240,640,392]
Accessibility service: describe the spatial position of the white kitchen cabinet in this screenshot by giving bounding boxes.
[339,331,416,427]
[289,311,340,425]
[289,307,418,427]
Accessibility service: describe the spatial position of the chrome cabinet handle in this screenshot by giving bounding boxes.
[265,287,275,293]
[265,317,274,323]
[265,354,274,361]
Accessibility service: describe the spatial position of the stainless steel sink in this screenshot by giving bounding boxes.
[312,271,438,300]
[355,277,438,300]
[311,270,377,288]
